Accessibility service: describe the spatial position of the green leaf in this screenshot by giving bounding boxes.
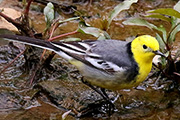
[155,33,166,52]
[44,2,54,24]
[156,25,167,42]
[169,23,180,44]
[108,0,138,28]
[59,17,80,24]
[77,21,111,40]
[97,31,111,40]
[159,55,168,67]
[61,37,81,42]
[170,16,178,29]
[122,18,158,30]
[145,14,171,22]
[148,8,180,19]
[123,18,167,41]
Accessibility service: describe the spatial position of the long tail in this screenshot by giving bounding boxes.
[0,34,75,60]
[0,34,61,52]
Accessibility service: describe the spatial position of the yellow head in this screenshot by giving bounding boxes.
[131,35,161,63]
[131,35,164,85]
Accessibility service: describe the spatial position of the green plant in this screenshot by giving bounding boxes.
[43,0,138,41]
[123,1,180,80]
[76,0,138,40]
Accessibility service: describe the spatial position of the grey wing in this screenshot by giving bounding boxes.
[51,39,132,74]
[87,40,133,70]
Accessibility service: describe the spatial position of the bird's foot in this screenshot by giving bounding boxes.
[75,99,116,118]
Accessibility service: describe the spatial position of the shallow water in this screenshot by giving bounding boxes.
[0,0,180,120]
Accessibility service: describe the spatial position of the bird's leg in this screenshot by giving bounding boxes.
[81,78,115,116]
[100,88,109,100]
[100,88,115,116]
[81,78,110,101]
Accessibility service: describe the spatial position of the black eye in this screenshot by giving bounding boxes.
[143,45,147,49]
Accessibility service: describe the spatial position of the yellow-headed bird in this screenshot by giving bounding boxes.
[0,35,164,99]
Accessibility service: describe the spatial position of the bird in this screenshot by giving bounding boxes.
[0,34,165,100]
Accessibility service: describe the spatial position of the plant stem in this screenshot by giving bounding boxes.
[24,0,34,15]
[0,49,26,75]
[49,31,79,41]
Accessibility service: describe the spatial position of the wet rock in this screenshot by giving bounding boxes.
[0,91,22,111]
[32,79,119,118]
[34,80,101,109]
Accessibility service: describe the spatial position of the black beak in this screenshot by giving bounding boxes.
[153,50,166,57]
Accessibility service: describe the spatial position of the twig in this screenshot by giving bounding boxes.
[0,49,26,75]
[0,11,21,27]
[0,6,35,36]
[40,21,60,60]
[49,30,79,41]
[173,72,180,77]
[29,63,41,85]
[0,1,36,80]
[152,63,168,77]
[30,30,78,83]
[24,0,34,15]
[30,21,60,83]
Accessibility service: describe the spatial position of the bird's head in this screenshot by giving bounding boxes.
[131,35,165,62]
